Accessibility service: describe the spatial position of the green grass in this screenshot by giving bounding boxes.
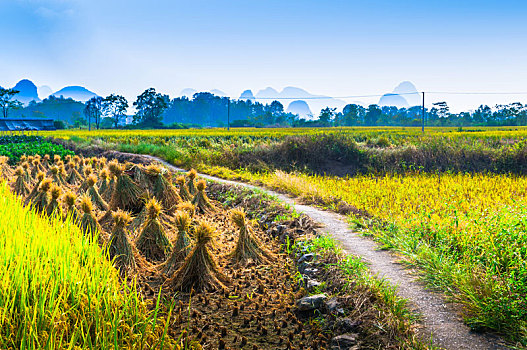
[0,182,177,349]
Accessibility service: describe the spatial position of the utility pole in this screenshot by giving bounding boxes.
[421,92,425,133]
[227,97,230,131]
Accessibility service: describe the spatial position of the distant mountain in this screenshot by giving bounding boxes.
[379,81,420,108]
[180,88,197,98]
[393,81,420,106]
[379,93,409,108]
[239,89,255,100]
[52,86,98,102]
[38,85,53,100]
[210,89,226,97]
[254,86,346,118]
[255,87,280,99]
[287,100,313,119]
[13,79,40,105]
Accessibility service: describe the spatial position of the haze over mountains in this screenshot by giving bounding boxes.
[6,78,421,119]
[4,79,99,105]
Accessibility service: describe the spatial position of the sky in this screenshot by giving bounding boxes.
[1,0,527,112]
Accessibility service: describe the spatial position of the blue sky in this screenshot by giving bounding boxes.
[1,0,527,111]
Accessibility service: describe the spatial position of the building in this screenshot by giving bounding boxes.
[0,118,56,131]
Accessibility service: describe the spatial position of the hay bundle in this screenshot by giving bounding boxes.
[109,161,142,212]
[79,194,102,238]
[86,174,108,211]
[229,208,275,265]
[192,180,215,214]
[48,165,65,186]
[21,162,31,182]
[187,169,198,195]
[63,191,80,223]
[66,162,83,185]
[176,175,192,201]
[42,154,50,169]
[12,167,30,197]
[176,201,196,218]
[146,165,181,211]
[79,166,94,192]
[98,168,111,200]
[164,221,226,292]
[132,164,150,190]
[136,198,172,262]
[0,156,12,178]
[46,185,63,217]
[108,210,136,271]
[24,171,45,205]
[161,210,192,275]
[33,178,52,213]
[31,159,44,177]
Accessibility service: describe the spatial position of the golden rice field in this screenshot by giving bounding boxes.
[201,165,527,338]
[44,126,527,147]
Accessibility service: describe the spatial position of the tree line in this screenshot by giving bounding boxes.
[1,86,527,128]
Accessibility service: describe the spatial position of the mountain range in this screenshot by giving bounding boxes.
[4,79,99,105]
[5,78,421,119]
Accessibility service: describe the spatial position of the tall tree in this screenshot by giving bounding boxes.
[133,88,169,127]
[0,88,22,118]
[318,107,336,126]
[102,94,128,128]
[84,96,104,130]
[365,104,382,126]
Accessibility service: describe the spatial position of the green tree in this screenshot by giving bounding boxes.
[0,88,23,118]
[318,107,336,126]
[102,94,128,128]
[133,88,169,127]
[84,96,104,130]
[365,104,382,126]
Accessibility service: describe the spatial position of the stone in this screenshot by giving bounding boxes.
[296,293,327,311]
[336,318,361,333]
[330,334,358,349]
[325,298,345,315]
[306,278,322,290]
[302,267,319,276]
[298,253,315,264]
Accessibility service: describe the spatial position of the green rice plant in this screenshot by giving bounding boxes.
[0,182,178,348]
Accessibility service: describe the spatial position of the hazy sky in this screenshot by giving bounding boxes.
[1,0,527,111]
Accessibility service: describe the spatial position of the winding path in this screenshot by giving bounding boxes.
[139,153,509,350]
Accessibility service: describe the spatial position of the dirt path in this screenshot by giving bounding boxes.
[135,154,509,350]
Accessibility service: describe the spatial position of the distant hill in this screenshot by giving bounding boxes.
[379,81,420,108]
[287,100,313,119]
[239,89,255,100]
[52,86,98,102]
[210,89,226,97]
[379,93,409,108]
[38,85,53,100]
[393,81,420,106]
[255,86,345,118]
[180,88,197,98]
[13,79,41,105]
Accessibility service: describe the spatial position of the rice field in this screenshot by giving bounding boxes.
[2,150,426,349]
[48,127,527,343]
[0,178,175,349]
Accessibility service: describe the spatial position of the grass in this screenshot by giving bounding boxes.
[0,181,177,349]
[300,235,433,349]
